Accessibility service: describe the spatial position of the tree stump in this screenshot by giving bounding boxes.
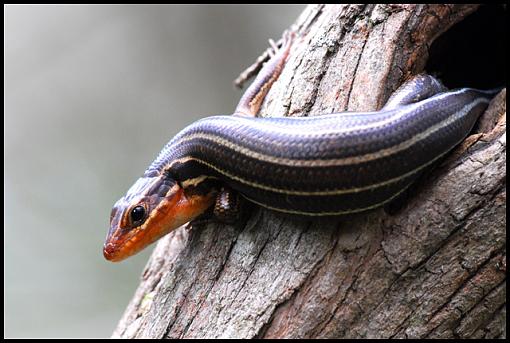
[113,4,506,338]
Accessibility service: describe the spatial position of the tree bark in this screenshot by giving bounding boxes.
[113,4,506,339]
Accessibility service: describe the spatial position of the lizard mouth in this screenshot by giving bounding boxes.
[103,241,122,262]
[103,234,140,262]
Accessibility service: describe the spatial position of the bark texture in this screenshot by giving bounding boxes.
[113,4,506,339]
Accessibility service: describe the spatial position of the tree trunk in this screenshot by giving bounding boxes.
[113,4,506,339]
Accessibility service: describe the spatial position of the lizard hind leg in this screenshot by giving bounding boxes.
[234,30,295,117]
[382,74,447,110]
[382,74,448,215]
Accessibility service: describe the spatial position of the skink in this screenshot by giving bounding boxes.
[104,32,499,262]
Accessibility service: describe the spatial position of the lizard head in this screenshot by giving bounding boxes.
[103,172,215,262]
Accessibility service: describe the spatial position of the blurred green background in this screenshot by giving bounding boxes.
[4,5,304,338]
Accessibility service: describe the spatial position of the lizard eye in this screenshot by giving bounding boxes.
[129,205,147,227]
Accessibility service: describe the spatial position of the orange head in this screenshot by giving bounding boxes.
[104,173,216,262]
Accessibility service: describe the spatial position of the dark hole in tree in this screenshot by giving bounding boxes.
[426,4,506,90]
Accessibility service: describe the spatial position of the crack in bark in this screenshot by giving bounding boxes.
[317,239,379,337]
[224,215,285,312]
[180,225,241,338]
[453,278,506,338]
[344,33,369,110]
[478,302,507,338]
[298,5,325,36]
[422,249,506,338]
[257,221,338,338]
[302,6,369,116]
[163,273,199,338]
[371,183,505,338]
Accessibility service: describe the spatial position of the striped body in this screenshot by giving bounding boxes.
[147,87,494,216]
[104,31,499,262]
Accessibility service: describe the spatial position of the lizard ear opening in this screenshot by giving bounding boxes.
[425,5,505,90]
